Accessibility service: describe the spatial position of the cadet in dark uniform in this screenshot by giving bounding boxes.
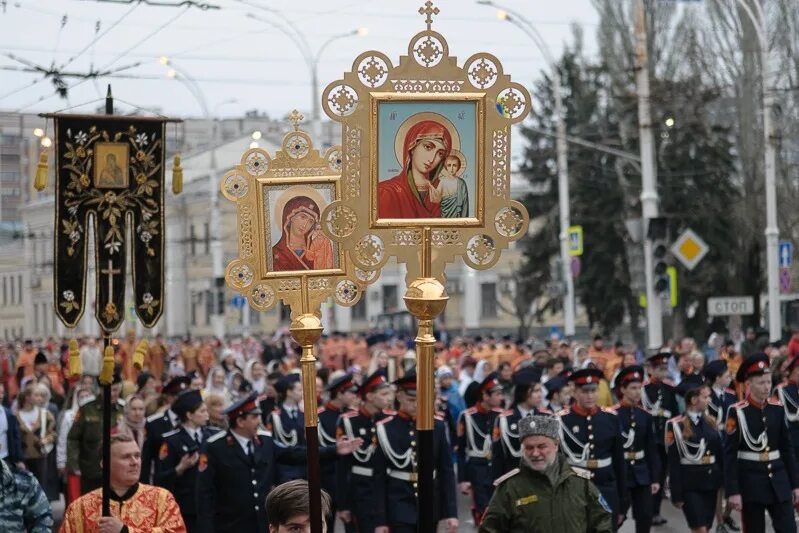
[196,391,275,533]
[643,352,678,526]
[268,374,308,483]
[492,367,551,478]
[141,375,191,483]
[544,374,570,413]
[611,365,660,533]
[66,372,124,494]
[457,373,504,526]
[373,371,458,533]
[724,353,799,533]
[336,371,393,532]
[775,356,799,464]
[318,373,357,517]
[154,389,216,532]
[557,367,626,531]
[666,377,723,533]
[703,359,740,532]
[480,415,613,533]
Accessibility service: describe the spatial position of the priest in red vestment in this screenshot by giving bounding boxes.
[377,119,453,219]
[272,195,334,271]
[60,433,186,533]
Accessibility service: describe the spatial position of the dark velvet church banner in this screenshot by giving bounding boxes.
[53,114,166,333]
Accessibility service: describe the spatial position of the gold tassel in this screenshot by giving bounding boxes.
[133,339,148,370]
[99,344,115,385]
[172,153,183,194]
[33,150,48,191]
[68,338,81,379]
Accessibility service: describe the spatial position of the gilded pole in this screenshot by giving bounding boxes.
[403,227,448,533]
[291,278,324,533]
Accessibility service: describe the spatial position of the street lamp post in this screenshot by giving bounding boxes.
[161,57,237,340]
[477,0,576,337]
[246,12,366,137]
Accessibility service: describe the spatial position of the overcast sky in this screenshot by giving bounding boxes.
[0,0,600,119]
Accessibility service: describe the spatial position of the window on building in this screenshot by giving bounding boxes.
[204,223,210,254]
[382,284,398,313]
[33,302,39,334]
[352,296,367,321]
[17,275,22,304]
[205,290,213,325]
[9,274,15,305]
[481,282,498,318]
[2,277,6,305]
[190,225,196,256]
[190,292,198,326]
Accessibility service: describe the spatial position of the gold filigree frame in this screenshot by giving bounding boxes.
[222,120,371,319]
[321,20,531,282]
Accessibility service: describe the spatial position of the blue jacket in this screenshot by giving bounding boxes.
[1,406,23,464]
[0,458,53,532]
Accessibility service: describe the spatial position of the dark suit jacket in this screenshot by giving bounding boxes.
[1,406,23,463]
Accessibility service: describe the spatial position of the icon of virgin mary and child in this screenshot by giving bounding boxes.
[377,114,469,219]
[271,191,335,272]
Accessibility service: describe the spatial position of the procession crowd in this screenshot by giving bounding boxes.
[1,326,799,532]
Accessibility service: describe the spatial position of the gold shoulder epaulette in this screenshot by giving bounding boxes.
[493,467,520,486]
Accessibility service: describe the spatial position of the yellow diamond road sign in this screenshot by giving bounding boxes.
[670,229,709,271]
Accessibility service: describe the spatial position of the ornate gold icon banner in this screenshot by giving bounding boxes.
[320,2,530,284]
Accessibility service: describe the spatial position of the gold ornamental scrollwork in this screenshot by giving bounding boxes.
[320,2,531,283]
[222,111,374,319]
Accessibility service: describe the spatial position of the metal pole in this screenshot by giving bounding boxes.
[479,3,576,336]
[553,74,576,336]
[634,0,663,349]
[101,86,114,517]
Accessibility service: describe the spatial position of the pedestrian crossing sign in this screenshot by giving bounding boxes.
[568,225,583,257]
[670,228,708,271]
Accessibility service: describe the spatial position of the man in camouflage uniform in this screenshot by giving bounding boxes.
[0,457,53,532]
[480,415,613,533]
[67,374,124,494]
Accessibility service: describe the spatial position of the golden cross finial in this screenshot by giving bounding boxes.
[288,109,304,131]
[419,0,439,30]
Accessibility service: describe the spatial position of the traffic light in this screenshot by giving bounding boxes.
[647,217,670,296]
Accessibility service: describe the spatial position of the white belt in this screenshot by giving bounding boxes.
[386,469,436,482]
[738,450,780,462]
[352,466,373,477]
[681,455,716,465]
[570,457,612,469]
[653,409,672,418]
[625,450,645,460]
[466,450,491,459]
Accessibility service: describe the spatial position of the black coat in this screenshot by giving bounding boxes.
[707,387,737,429]
[196,429,275,533]
[1,406,23,464]
[317,404,346,506]
[642,381,679,447]
[335,408,391,532]
[666,414,723,503]
[724,398,799,504]
[775,382,799,450]
[268,406,306,483]
[557,406,626,512]
[613,403,660,488]
[154,425,217,521]
[373,413,457,526]
[141,409,178,483]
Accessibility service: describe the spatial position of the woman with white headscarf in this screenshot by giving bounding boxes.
[244,360,267,395]
[204,366,231,406]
